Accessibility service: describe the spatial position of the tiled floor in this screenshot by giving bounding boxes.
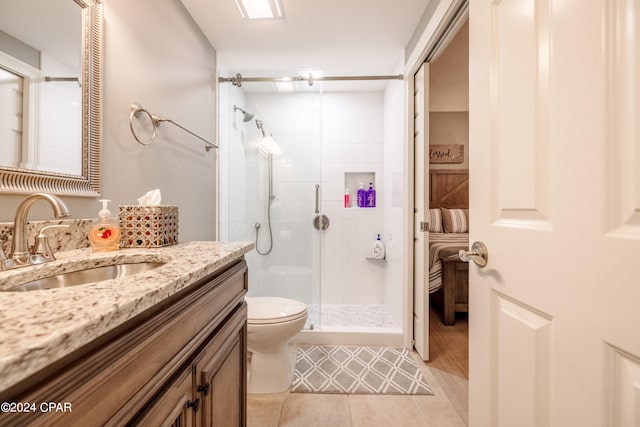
[319,304,400,329]
[247,351,467,427]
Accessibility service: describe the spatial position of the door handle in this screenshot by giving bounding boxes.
[315,184,320,214]
[459,241,488,268]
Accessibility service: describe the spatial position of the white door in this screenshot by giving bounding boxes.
[413,63,430,360]
[469,1,640,426]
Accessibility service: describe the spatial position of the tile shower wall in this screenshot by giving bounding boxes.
[318,93,385,305]
[220,85,403,327]
[242,93,320,307]
[245,91,386,306]
[383,76,405,327]
[218,83,248,243]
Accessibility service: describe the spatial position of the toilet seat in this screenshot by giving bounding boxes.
[246,297,308,325]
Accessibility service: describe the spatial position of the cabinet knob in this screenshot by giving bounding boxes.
[187,398,200,413]
[197,384,210,396]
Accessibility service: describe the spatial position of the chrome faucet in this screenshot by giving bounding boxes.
[2,193,70,270]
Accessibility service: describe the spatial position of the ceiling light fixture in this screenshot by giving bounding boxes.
[234,0,284,20]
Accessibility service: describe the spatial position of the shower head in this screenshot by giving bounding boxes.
[233,105,254,122]
[255,120,282,156]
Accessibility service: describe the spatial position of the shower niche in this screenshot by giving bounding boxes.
[344,172,376,208]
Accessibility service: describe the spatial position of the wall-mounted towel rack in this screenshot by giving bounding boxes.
[129,103,217,152]
[45,76,81,87]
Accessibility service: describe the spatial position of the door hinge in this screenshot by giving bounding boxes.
[187,398,200,413]
[419,222,429,232]
[197,384,210,396]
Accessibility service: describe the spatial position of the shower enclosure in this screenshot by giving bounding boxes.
[218,71,405,344]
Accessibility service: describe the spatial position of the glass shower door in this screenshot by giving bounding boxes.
[218,75,322,330]
[249,90,322,330]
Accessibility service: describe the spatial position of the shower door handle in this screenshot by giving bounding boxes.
[313,184,329,230]
[313,214,330,230]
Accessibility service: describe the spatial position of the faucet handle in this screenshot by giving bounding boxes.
[32,224,70,261]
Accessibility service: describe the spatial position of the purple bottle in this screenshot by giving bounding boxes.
[357,183,366,207]
[366,182,376,208]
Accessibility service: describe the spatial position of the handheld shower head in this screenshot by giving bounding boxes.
[255,120,282,156]
[233,105,254,122]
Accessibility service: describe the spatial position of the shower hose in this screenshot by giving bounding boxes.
[254,208,273,255]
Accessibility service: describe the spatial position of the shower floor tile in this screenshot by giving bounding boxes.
[314,304,399,329]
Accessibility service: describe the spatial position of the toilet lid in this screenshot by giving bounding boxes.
[246,296,308,324]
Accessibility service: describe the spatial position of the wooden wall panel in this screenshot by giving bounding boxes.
[429,169,469,209]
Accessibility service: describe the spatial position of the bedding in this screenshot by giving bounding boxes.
[428,232,469,293]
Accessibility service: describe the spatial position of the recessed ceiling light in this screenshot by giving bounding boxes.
[275,82,294,93]
[234,0,284,20]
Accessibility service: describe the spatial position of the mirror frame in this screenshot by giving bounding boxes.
[0,0,102,197]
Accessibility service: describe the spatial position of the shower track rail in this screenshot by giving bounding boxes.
[218,73,403,87]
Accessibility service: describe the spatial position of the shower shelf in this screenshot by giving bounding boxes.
[345,171,376,208]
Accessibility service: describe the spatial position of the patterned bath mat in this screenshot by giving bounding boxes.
[291,345,433,395]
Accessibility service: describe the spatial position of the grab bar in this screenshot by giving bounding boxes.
[129,103,217,152]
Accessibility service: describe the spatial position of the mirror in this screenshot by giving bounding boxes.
[0,0,102,197]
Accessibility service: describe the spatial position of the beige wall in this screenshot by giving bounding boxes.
[428,20,468,171]
[0,0,218,242]
[429,20,468,112]
[429,111,469,170]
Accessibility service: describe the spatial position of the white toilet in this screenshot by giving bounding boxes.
[245,296,308,394]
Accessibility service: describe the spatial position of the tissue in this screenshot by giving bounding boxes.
[119,189,179,248]
[137,189,162,206]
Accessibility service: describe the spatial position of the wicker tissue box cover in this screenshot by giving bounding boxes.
[119,205,179,248]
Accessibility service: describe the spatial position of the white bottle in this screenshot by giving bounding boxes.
[372,234,386,259]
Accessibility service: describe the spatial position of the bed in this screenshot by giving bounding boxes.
[427,169,469,325]
[428,232,469,294]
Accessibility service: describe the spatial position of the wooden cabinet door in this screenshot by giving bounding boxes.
[131,365,195,427]
[194,304,247,427]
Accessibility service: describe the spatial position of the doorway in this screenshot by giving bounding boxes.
[427,17,469,333]
[415,17,469,377]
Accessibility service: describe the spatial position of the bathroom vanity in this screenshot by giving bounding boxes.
[0,241,252,427]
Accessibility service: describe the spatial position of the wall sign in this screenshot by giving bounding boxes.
[429,144,464,164]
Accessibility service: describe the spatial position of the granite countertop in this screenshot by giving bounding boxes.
[0,241,253,392]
